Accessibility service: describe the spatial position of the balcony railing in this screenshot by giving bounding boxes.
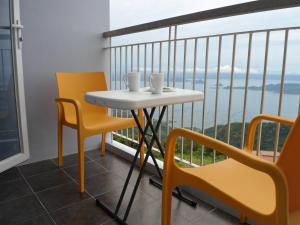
[104,1,300,167]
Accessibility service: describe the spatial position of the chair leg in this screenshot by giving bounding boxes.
[58,122,63,167]
[162,184,173,225]
[138,109,144,165]
[240,213,247,224]
[78,134,85,193]
[101,132,106,156]
[138,131,144,165]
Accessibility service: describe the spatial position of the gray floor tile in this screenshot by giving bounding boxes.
[63,161,107,181]
[85,172,125,197]
[0,178,32,203]
[95,184,156,217]
[85,148,106,161]
[169,189,214,223]
[0,195,46,225]
[109,200,191,225]
[0,167,22,184]
[37,183,90,212]
[51,198,112,225]
[16,214,55,225]
[19,160,57,178]
[52,153,91,168]
[26,169,73,192]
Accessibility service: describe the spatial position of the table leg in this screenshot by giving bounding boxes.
[96,106,197,225]
[143,108,197,208]
[96,108,156,225]
[122,107,167,221]
[114,108,156,215]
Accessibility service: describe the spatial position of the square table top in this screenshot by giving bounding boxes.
[85,87,204,110]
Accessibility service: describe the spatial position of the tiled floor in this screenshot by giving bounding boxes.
[0,149,242,225]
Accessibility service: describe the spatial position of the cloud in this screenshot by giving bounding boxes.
[195,65,260,74]
[136,65,260,74]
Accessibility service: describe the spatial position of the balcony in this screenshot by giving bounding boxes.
[1,0,300,225]
[0,150,242,225]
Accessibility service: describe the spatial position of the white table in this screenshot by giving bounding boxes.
[86,87,204,225]
[86,87,204,110]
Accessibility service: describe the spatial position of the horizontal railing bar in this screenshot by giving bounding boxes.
[103,0,300,38]
[106,26,300,49]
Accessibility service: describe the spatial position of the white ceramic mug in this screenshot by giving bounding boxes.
[124,72,140,92]
[149,73,163,94]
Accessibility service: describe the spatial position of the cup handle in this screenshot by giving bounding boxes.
[123,74,128,89]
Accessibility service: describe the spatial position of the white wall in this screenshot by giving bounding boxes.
[20,0,110,163]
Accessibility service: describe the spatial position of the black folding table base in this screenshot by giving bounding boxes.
[96,106,197,225]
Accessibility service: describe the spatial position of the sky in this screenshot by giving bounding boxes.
[110,0,300,75]
[110,0,254,29]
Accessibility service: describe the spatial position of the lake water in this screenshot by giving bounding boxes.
[170,77,300,130]
[113,73,300,130]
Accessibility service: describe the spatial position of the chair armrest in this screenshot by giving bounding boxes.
[165,128,289,221]
[55,98,84,129]
[245,114,295,151]
[165,128,283,177]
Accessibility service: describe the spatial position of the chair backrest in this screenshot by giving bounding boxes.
[277,114,300,212]
[56,72,108,117]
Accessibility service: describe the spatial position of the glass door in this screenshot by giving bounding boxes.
[0,0,29,172]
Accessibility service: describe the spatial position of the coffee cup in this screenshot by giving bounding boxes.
[124,72,140,92]
[149,73,163,94]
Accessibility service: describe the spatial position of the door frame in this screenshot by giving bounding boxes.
[0,0,29,172]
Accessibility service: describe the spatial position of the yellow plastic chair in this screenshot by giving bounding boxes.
[162,114,300,225]
[55,72,144,192]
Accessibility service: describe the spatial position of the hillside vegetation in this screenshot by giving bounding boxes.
[114,121,291,166]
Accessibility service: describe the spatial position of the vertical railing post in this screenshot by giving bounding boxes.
[241,32,253,148]
[114,48,117,91]
[120,47,123,135]
[273,29,289,161]
[125,46,129,138]
[137,44,140,72]
[131,45,135,140]
[144,44,147,87]
[257,31,270,155]
[201,37,209,166]
[109,38,112,91]
[114,47,117,119]
[166,26,172,138]
[159,42,162,73]
[151,42,154,73]
[190,38,198,164]
[180,39,187,160]
[159,41,163,142]
[171,26,178,130]
[213,36,222,163]
[109,39,113,142]
[227,34,237,147]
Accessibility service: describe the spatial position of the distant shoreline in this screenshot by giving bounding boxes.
[223,83,300,95]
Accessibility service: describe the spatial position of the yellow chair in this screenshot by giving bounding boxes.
[55,72,144,192]
[162,114,300,225]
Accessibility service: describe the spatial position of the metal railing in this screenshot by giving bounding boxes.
[104,1,300,166]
